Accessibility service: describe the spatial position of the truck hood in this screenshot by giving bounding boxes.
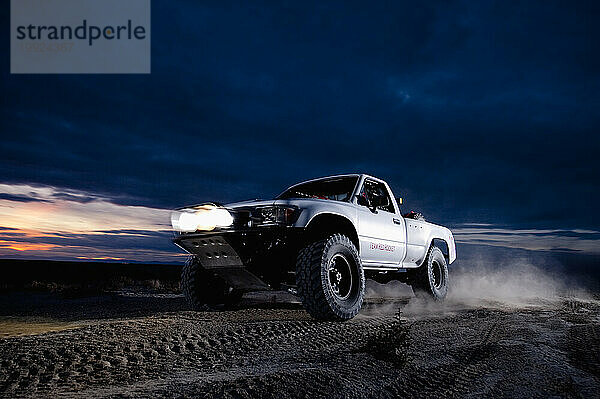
[186,197,354,210]
[223,199,276,209]
[226,197,358,211]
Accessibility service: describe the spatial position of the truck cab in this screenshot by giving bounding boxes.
[351,174,455,269]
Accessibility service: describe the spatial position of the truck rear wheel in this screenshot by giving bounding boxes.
[410,246,448,301]
[296,234,365,321]
[181,256,242,309]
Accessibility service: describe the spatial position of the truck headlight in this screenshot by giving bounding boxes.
[171,205,233,232]
[254,206,299,226]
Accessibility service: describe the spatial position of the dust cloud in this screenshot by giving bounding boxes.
[449,263,577,305]
[363,256,591,317]
[365,280,413,299]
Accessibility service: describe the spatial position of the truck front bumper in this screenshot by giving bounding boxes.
[173,227,304,269]
[173,227,304,291]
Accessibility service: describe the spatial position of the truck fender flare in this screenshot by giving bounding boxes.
[422,232,456,265]
[304,212,360,253]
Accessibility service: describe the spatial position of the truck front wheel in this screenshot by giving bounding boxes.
[181,256,242,309]
[296,234,365,321]
[410,246,449,301]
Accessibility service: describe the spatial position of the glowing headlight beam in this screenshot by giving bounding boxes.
[170,206,233,232]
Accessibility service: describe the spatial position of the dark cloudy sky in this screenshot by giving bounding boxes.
[1,1,599,263]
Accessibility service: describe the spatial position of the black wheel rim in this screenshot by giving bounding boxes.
[432,260,444,290]
[328,254,353,300]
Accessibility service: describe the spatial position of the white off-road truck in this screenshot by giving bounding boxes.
[171,174,456,321]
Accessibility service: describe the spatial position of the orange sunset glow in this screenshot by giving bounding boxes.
[0,241,59,252]
[0,183,179,262]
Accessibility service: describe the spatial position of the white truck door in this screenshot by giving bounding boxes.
[355,179,406,267]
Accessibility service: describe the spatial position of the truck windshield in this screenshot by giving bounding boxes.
[277,176,359,202]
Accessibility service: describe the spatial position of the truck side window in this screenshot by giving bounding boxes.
[359,180,395,213]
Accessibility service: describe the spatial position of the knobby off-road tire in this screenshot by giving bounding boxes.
[181,256,242,310]
[296,234,365,321]
[410,246,449,301]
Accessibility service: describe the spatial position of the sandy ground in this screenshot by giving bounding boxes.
[0,284,599,398]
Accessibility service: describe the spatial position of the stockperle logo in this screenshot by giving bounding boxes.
[10,0,150,74]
